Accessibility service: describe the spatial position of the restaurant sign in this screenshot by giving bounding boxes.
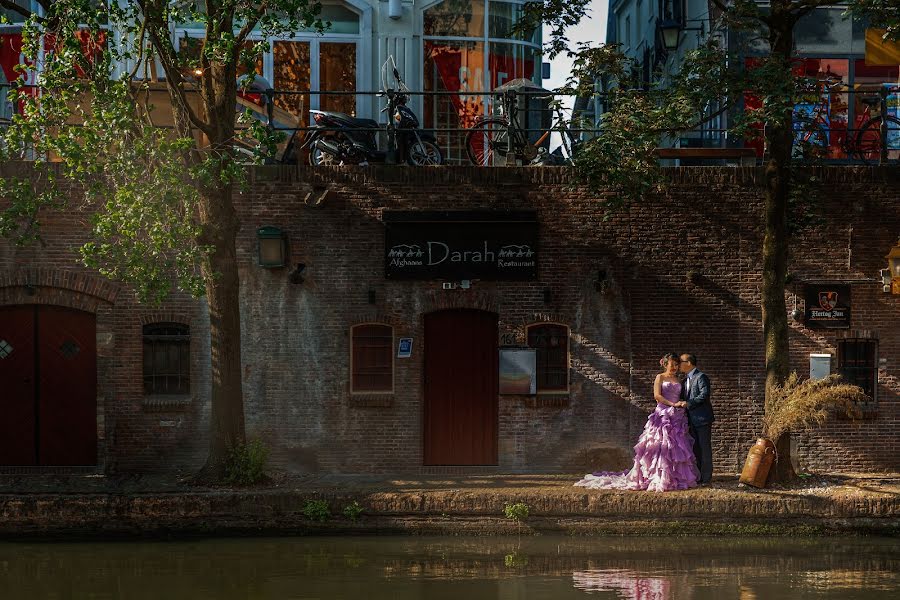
[384,211,538,280]
[804,284,851,329]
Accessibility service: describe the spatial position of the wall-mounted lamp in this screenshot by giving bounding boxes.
[543,287,552,304]
[368,288,376,304]
[595,269,608,291]
[388,0,402,20]
[289,263,306,284]
[658,18,706,53]
[257,226,287,268]
[886,238,900,294]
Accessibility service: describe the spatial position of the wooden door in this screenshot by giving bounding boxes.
[424,309,498,465]
[0,305,96,466]
[38,306,97,466]
[0,306,38,465]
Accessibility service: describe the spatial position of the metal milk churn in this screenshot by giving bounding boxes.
[739,438,777,488]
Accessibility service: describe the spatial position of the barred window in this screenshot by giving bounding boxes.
[527,324,569,393]
[351,324,393,393]
[837,338,878,402]
[143,323,190,395]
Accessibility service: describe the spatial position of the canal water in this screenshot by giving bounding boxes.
[0,536,897,599]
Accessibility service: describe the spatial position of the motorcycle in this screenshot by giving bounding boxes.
[298,57,443,166]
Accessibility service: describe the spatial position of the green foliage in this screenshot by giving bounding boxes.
[0,0,323,304]
[513,0,591,59]
[516,0,898,212]
[503,502,530,522]
[224,439,270,486]
[303,499,331,522]
[342,500,364,521]
[846,1,900,40]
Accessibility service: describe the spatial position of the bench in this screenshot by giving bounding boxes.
[654,147,758,166]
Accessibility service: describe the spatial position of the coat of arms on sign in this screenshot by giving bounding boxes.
[818,291,838,311]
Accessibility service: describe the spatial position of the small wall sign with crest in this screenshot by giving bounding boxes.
[804,284,851,329]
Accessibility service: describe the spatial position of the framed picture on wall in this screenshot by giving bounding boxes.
[499,348,536,395]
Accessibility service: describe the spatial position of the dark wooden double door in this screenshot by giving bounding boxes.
[0,305,97,466]
[424,309,498,466]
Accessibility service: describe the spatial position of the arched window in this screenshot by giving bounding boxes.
[526,323,569,393]
[350,324,394,393]
[143,323,190,396]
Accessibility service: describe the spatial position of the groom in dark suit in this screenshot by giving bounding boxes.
[679,354,714,485]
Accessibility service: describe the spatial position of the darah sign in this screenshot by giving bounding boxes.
[804,284,851,329]
[384,211,538,280]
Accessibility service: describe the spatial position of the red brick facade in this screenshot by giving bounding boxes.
[1,165,898,474]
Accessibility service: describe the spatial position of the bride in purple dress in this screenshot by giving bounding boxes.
[575,353,699,492]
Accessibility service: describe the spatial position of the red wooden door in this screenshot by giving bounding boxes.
[0,306,38,465]
[0,305,96,466]
[38,306,97,466]
[424,309,498,465]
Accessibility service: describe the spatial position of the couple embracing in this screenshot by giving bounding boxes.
[575,353,715,492]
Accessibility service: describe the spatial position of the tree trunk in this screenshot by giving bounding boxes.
[194,51,245,482]
[771,431,794,483]
[762,3,796,483]
[133,4,248,483]
[195,180,245,481]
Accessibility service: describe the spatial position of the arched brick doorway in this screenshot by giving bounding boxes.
[423,309,498,466]
[0,305,97,466]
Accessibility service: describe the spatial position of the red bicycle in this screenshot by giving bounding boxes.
[794,81,900,163]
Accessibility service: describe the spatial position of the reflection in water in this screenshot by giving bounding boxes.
[0,536,898,599]
[572,569,671,599]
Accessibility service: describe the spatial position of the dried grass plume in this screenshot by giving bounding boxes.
[763,373,867,442]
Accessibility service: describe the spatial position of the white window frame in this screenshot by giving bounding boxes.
[418,0,544,117]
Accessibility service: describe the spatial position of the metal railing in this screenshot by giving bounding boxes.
[2,83,898,166]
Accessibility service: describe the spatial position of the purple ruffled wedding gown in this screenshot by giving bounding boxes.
[575,380,699,492]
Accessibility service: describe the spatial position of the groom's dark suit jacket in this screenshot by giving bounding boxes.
[681,370,715,428]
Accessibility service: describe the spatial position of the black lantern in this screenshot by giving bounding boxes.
[658,18,705,53]
[658,19,682,52]
[257,226,287,268]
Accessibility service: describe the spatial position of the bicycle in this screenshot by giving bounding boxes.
[793,80,900,163]
[465,89,577,166]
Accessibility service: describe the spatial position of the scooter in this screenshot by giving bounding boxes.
[298,57,443,166]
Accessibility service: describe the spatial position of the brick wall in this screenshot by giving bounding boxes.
[1,165,898,474]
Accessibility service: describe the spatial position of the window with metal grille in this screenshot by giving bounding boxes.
[837,338,878,402]
[143,323,190,396]
[351,324,393,393]
[527,324,569,393]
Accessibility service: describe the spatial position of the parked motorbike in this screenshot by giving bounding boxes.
[299,58,443,166]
